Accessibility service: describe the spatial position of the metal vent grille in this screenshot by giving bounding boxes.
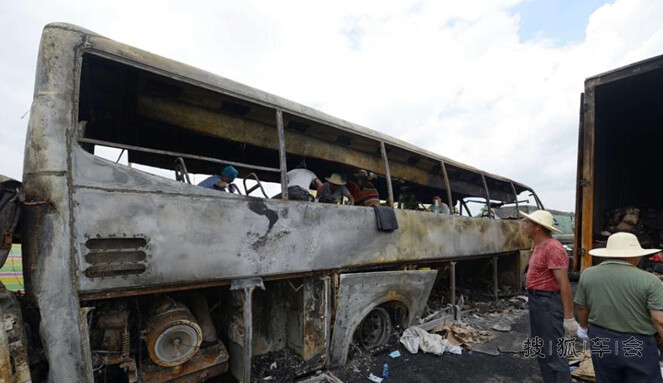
[84,237,148,278]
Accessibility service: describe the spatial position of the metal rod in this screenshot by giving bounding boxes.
[492,256,499,301]
[481,173,493,218]
[380,142,394,206]
[275,109,288,200]
[243,287,254,383]
[510,182,519,218]
[440,161,453,213]
[516,252,523,295]
[461,199,472,217]
[450,261,456,309]
[78,137,282,173]
[532,191,545,210]
[230,277,264,383]
[115,149,125,164]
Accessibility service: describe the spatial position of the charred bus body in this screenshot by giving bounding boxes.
[0,24,541,382]
[575,54,663,271]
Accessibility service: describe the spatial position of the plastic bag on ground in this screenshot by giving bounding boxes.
[400,326,462,355]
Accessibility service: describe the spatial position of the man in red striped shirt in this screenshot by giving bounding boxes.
[347,170,380,207]
[521,210,577,383]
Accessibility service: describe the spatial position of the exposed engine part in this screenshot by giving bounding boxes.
[89,296,229,383]
[90,302,138,382]
[0,284,31,382]
[140,341,228,383]
[96,302,129,353]
[188,293,218,343]
[144,297,203,367]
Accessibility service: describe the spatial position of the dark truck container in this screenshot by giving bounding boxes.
[575,54,663,271]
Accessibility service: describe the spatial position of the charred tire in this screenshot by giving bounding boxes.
[356,307,392,351]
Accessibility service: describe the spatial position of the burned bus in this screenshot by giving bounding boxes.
[0,23,543,382]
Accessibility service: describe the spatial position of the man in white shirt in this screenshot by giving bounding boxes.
[286,167,323,201]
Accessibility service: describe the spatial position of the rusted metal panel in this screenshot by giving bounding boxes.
[329,270,437,366]
[289,278,330,363]
[573,93,585,271]
[580,82,596,271]
[585,53,663,87]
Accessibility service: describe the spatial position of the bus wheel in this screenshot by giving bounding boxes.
[356,307,392,351]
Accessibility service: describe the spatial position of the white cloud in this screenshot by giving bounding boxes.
[1,0,663,211]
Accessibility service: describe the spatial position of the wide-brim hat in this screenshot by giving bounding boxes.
[589,232,660,257]
[325,173,347,186]
[353,170,369,178]
[519,210,561,233]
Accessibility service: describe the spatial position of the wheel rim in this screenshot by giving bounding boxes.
[357,307,392,350]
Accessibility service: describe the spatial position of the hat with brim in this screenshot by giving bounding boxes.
[353,170,369,178]
[325,173,346,186]
[519,210,561,233]
[589,232,660,258]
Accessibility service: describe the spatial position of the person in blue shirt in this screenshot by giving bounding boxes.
[198,166,239,193]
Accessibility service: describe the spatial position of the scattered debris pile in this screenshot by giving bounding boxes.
[399,326,463,356]
[454,285,520,302]
[468,295,528,314]
[406,293,530,358]
[252,349,307,382]
[569,349,594,382]
[332,290,534,381]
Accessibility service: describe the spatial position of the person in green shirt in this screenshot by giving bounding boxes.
[575,232,663,383]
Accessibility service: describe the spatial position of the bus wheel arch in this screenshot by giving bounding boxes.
[329,270,437,366]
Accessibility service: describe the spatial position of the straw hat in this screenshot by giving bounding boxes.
[519,210,560,233]
[589,232,660,258]
[325,173,347,186]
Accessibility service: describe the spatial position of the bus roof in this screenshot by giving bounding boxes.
[51,22,534,200]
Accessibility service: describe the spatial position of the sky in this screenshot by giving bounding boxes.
[2,0,663,211]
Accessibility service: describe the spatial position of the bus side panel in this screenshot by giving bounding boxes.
[69,149,527,294]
